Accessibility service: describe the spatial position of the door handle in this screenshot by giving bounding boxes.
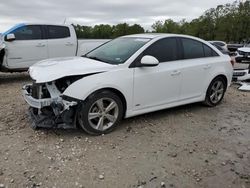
[36,43,45,47]
[204,65,212,70]
[65,42,74,46]
[171,70,181,76]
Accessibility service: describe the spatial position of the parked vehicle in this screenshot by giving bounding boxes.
[236,44,250,63]
[233,68,250,81]
[233,44,250,81]
[208,41,228,51]
[22,34,233,135]
[227,43,244,52]
[210,42,229,55]
[0,23,109,72]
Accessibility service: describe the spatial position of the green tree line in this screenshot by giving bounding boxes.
[73,0,250,42]
[73,23,145,39]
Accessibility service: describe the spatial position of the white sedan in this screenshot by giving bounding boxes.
[23,34,233,135]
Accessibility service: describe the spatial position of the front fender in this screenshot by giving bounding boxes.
[63,69,134,110]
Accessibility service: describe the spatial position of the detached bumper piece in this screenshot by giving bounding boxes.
[238,82,250,91]
[22,84,78,129]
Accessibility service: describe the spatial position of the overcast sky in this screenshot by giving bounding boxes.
[0,0,236,32]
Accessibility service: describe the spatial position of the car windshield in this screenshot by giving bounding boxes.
[85,37,150,65]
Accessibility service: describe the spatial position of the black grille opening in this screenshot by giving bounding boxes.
[31,83,50,99]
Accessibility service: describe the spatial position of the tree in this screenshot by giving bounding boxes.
[92,24,113,39]
[152,0,250,42]
[128,24,144,35]
[73,23,145,39]
[73,1,250,42]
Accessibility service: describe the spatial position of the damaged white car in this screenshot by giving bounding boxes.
[22,34,233,135]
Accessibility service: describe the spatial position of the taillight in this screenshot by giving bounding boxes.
[230,58,235,66]
[230,60,235,66]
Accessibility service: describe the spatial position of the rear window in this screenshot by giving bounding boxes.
[182,38,204,59]
[48,26,70,39]
[204,44,219,57]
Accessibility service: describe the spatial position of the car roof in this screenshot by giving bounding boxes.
[208,40,226,44]
[121,33,209,42]
[122,33,183,39]
[16,23,72,27]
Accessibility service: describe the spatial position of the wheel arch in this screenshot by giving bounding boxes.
[203,74,228,107]
[203,73,229,100]
[87,87,127,118]
[211,74,228,89]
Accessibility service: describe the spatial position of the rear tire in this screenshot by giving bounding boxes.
[204,77,227,107]
[77,90,124,135]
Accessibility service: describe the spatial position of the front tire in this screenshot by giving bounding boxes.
[204,77,227,107]
[77,90,124,135]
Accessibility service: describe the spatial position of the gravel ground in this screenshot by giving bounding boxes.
[0,72,249,188]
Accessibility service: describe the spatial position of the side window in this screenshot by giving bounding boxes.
[48,26,70,39]
[13,25,42,40]
[181,38,204,59]
[181,38,205,59]
[203,44,219,57]
[143,38,178,62]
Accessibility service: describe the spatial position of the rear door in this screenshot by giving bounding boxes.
[5,25,48,69]
[178,37,219,100]
[46,25,77,58]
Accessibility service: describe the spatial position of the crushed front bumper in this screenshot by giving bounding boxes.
[22,84,55,109]
[22,84,78,129]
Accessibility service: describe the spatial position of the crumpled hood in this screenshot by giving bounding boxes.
[238,47,250,53]
[29,57,115,83]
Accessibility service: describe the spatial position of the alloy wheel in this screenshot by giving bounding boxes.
[210,80,224,104]
[87,98,119,131]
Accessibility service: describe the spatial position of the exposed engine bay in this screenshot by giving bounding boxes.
[22,76,85,129]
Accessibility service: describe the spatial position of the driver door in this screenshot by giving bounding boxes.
[133,38,182,111]
[5,25,48,69]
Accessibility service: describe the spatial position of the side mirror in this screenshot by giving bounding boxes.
[5,33,15,42]
[140,55,159,67]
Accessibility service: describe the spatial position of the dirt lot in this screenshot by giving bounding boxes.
[0,73,249,188]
